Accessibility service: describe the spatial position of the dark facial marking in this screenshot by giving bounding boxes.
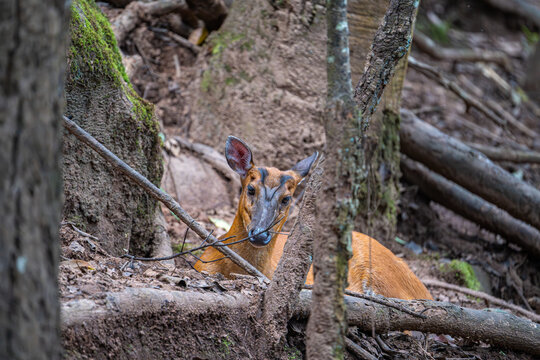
[280,175,293,187]
[258,168,268,184]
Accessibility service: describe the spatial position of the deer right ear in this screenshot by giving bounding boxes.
[225,136,254,177]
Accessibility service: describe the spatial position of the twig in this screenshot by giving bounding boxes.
[408,56,536,138]
[167,31,201,54]
[423,279,540,323]
[465,142,540,164]
[303,284,427,319]
[62,115,268,281]
[345,337,377,360]
[413,31,511,69]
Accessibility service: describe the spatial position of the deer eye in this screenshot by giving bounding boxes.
[281,196,291,206]
[247,185,256,196]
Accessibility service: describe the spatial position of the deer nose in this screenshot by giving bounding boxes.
[248,228,272,247]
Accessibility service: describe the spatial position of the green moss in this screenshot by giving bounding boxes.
[69,0,160,139]
[219,335,233,356]
[69,0,129,86]
[284,345,301,359]
[440,260,482,291]
[201,70,213,92]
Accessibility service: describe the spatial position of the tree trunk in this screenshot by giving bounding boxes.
[186,0,327,169]
[348,0,417,242]
[62,288,540,357]
[64,0,163,256]
[0,1,68,359]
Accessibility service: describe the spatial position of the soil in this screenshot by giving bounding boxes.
[59,0,540,359]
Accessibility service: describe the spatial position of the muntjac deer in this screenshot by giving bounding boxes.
[195,136,433,300]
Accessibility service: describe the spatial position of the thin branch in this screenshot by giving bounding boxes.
[345,337,377,360]
[423,279,540,323]
[62,115,268,281]
[408,56,536,138]
[413,31,511,69]
[465,142,540,164]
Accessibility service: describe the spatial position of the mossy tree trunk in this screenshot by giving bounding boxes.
[0,1,68,358]
[64,0,163,256]
[348,0,417,242]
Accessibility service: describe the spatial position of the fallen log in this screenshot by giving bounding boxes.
[400,156,540,258]
[61,287,540,356]
[423,279,540,323]
[400,109,540,231]
[112,0,189,44]
[465,142,540,164]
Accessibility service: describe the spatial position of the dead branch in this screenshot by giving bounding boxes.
[400,155,540,258]
[400,109,540,231]
[345,337,377,360]
[61,288,540,356]
[413,31,511,69]
[465,142,540,164]
[423,279,540,323]
[480,0,540,28]
[408,56,536,138]
[112,0,189,44]
[62,115,268,280]
[167,31,201,53]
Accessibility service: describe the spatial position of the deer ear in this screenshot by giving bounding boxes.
[225,136,254,177]
[291,151,318,178]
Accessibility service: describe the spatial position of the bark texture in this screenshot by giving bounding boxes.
[400,109,540,231]
[348,0,417,242]
[307,1,418,358]
[0,0,68,358]
[61,288,540,357]
[401,156,540,258]
[64,0,163,256]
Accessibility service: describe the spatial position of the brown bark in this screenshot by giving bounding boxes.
[400,156,540,258]
[65,0,163,256]
[0,0,68,358]
[423,279,540,323]
[347,0,415,242]
[400,109,540,231]
[61,288,540,356]
[306,1,419,358]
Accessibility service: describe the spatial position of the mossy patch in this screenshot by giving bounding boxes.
[440,260,482,291]
[69,0,160,139]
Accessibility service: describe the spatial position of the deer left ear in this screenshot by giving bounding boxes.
[225,136,254,178]
[291,151,318,178]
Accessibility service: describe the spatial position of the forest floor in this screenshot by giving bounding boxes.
[60,1,539,359]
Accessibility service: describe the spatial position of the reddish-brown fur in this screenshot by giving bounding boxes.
[194,151,432,300]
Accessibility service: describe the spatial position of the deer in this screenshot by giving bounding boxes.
[194,136,433,300]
